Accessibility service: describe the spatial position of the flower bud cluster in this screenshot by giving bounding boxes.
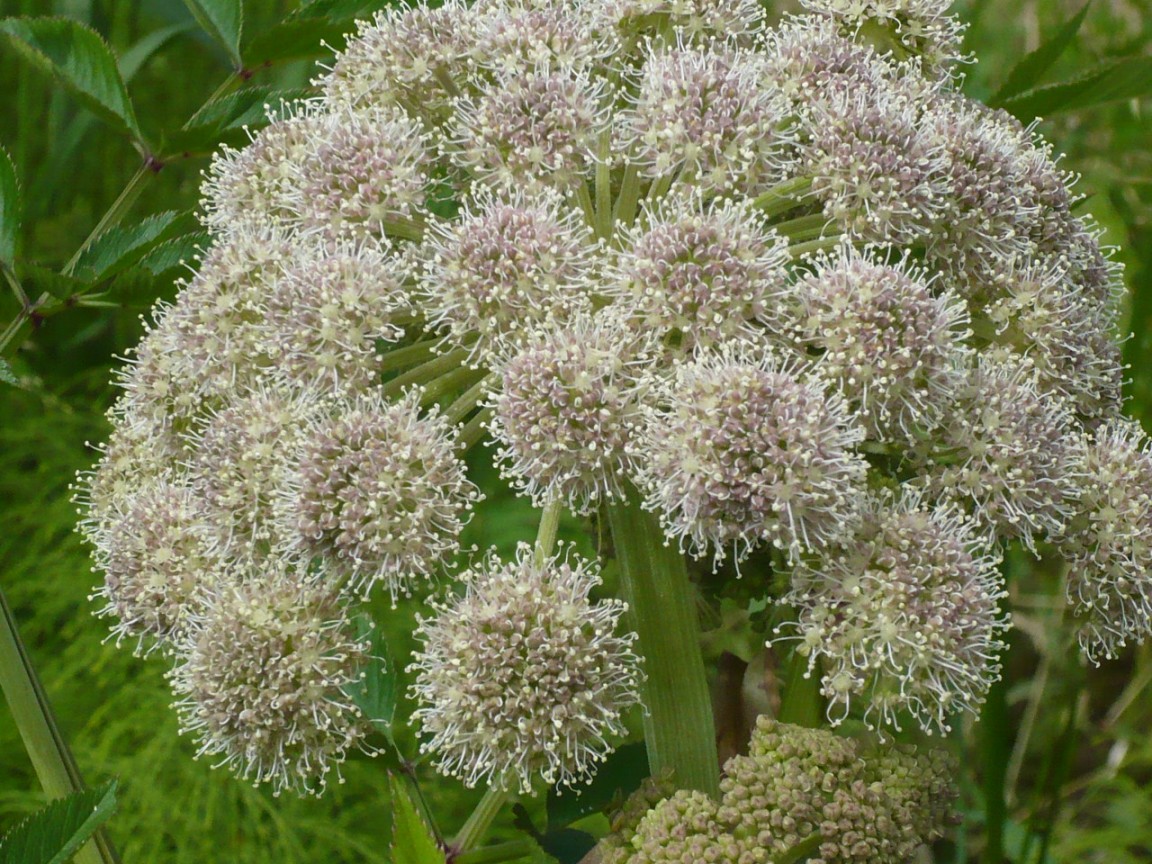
[599,718,957,863]
[77,0,1144,805]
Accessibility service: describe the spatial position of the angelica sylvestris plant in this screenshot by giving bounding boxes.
[71,0,1147,859]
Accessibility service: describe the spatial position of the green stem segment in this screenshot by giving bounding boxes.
[452,786,507,855]
[454,839,535,864]
[0,588,120,864]
[604,494,720,797]
[534,498,563,565]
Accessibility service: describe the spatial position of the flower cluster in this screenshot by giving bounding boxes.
[78,0,1142,810]
[409,545,642,793]
[598,717,957,864]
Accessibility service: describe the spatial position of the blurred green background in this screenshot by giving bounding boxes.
[0,0,1150,861]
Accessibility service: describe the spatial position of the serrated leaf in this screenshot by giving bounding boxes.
[0,779,117,864]
[74,211,188,282]
[243,18,359,64]
[389,774,445,864]
[546,742,649,831]
[0,17,143,143]
[990,3,1090,106]
[118,22,194,81]
[135,231,208,275]
[0,146,19,263]
[344,616,398,743]
[288,0,382,20]
[1004,56,1152,118]
[167,85,311,153]
[21,263,85,301]
[0,357,19,387]
[182,0,243,67]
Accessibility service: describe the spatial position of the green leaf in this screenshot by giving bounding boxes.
[243,18,358,64]
[21,263,85,301]
[73,211,189,282]
[0,779,117,864]
[343,616,398,744]
[288,0,383,19]
[990,3,1091,106]
[388,774,445,864]
[181,0,243,67]
[0,357,19,387]
[1003,56,1152,118]
[546,742,649,831]
[0,17,143,144]
[166,85,310,153]
[135,231,209,276]
[118,22,195,81]
[0,146,20,263]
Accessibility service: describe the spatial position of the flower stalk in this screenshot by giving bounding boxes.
[0,587,120,864]
[604,490,720,797]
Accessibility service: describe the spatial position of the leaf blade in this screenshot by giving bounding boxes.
[389,774,445,864]
[990,3,1091,106]
[0,779,117,864]
[343,616,398,745]
[1003,56,1152,118]
[181,0,243,67]
[0,146,20,263]
[73,211,189,282]
[166,85,310,153]
[0,17,143,143]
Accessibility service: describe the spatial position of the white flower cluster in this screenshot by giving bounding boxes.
[77,0,1143,793]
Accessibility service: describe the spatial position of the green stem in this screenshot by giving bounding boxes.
[595,130,613,240]
[457,407,493,451]
[788,235,846,259]
[454,838,535,864]
[452,786,507,854]
[419,363,489,409]
[64,163,152,277]
[576,181,597,233]
[443,373,495,426]
[772,212,832,241]
[0,588,120,864]
[604,492,720,797]
[379,348,468,400]
[534,498,563,565]
[751,176,813,218]
[383,215,426,242]
[378,338,441,375]
[612,163,642,237]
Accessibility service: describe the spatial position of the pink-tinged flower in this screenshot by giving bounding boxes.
[417,187,598,360]
[409,546,642,793]
[803,73,950,244]
[449,63,610,192]
[930,355,1083,548]
[489,312,653,512]
[622,45,792,195]
[322,0,477,124]
[607,194,792,355]
[170,569,374,796]
[1061,421,1152,661]
[792,245,968,442]
[87,478,220,652]
[283,389,480,598]
[632,341,867,565]
[782,489,1007,735]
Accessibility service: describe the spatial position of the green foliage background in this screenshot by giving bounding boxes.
[0,1,1149,861]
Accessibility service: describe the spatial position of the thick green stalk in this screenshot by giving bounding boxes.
[452,786,507,854]
[0,587,119,864]
[604,493,720,797]
[454,839,535,864]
